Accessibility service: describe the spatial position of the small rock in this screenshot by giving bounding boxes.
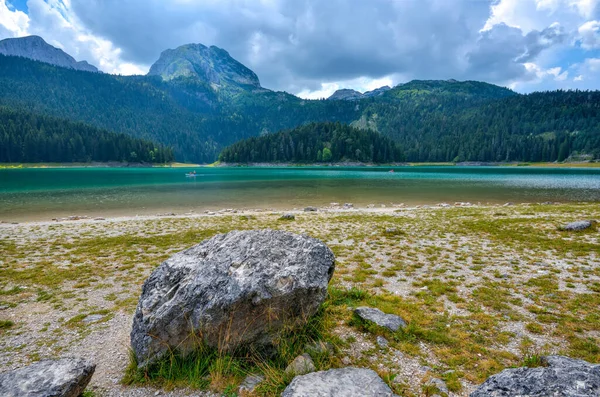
[343,203,354,209]
[342,356,351,365]
[304,206,318,212]
[384,227,399,234]
[285,353,316,376]
[503,202,514,207]
[0,357,95,397]
[93,217,105,221]
[426,377,449,395]
[82,314,104,323]
[239,374,264,393]
[367,204,375,208]
[330,202,340,206]
[438,203,451,208]
[280,213,295,220]
[354,307,407,332]
[376,336,388,348]
[282,367,400,397]
[471,355,600,397]
[560,220,596,231]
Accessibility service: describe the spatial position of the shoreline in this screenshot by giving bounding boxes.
[1,161,599,169]
[1,201,593,225]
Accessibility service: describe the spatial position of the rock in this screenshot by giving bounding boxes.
[367,204,375,209]
[354,307,406,332]
[131,229,335,367]
[438,203,451,208]
[560,220,596,231]
[330,203,340,206]
[239,374,264,393]
[343,203,354,209]
[0,357,95,397]
[282,367,399,397]
[304,207,318,212]
[376,336,388,348]
[0,36,99,73]
[426,378,449,395]
[342,357,351,365]
[280,213,295,220]
[470,355,600,397]
[285,354,316,376]
[384,227,398,234]
[503,202,514,207]
[82,314,103,323]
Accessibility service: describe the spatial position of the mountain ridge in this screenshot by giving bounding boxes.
[0,36,597,164]
[0,35,99,73]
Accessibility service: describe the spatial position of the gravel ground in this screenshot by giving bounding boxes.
[0,203,598,396]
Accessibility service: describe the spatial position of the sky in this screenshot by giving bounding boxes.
[1,0,599,99]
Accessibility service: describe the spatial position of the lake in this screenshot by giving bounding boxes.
[1,166,599,221]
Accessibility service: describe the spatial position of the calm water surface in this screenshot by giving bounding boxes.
[0,166,599,221]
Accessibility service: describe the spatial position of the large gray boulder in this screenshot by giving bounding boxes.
[131,229,335,367]
[560,220,596,231]
[354,307,406,332]
[470,355,600,397]
[282,367,399,396]
[0,357,95,397]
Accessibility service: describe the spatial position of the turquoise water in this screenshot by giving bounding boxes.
[0,166,599,221]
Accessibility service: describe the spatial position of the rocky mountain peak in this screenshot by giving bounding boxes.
[327,86,391,101]
[147,43,261,89]
[0,35,98,73]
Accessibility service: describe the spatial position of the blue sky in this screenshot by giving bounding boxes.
[1,0,599,98]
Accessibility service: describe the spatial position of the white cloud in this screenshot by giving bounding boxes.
[579,20,600,48]
[296,75,397,100]
[0,0,148,75]
[0,0,599,91]
[0,0,29,37]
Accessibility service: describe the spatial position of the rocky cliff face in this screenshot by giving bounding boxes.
[0,35,98,73]
[148,43,261,90]
[327,86,390,101]
[327,88,364,101]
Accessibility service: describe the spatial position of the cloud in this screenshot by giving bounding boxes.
[0,0,28,37]
[0,0,598,94]
[579,20,600,48]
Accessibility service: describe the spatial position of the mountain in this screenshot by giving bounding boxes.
[328,86,391,101]
[148,44,261,91]
[327,85,391,101]
[0,37,599,164]
[328,89,364,101]
[219,122,404,163]
[0,36,98,73]
[0,106,173,163]
[363,86,391,98]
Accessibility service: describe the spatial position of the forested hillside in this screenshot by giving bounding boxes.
[0,55,358,163]
[364,87,600,162]
[0,51,599,164]
[219,122,404,163]
[0,107,174,163]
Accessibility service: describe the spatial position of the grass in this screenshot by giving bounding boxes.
[0,203,599,395]
[124,301,338,395]
[0,320,14,330]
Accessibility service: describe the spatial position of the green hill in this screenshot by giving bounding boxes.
[0,41,599,164]
[218,122,404,163]
[0,106,173,163]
